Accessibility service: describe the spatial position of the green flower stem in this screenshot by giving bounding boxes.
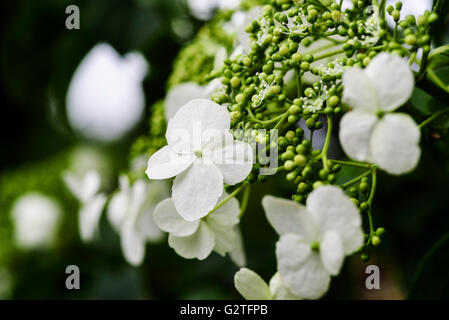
[427,69,449,93]
[340,170,372,189]
[367,167,378,235]
[238,185,251,219]
[297,73,302,98]
[313,48,345,62]
[321,116,333,171]
[379,0,387,19]
[246,107,285,126]
[434,0,446,15]
[418,107,449,129]
[409,52,417,66]
[208,181,249,216]
[307,42,340,55]
[273,111,290,130]
[329,159,373,169]
[418,0,445,80]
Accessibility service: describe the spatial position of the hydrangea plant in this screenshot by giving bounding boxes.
[116,0,449,299]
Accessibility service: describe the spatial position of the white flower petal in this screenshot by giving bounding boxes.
[269,273,301,300]
[371,113,421,175]
[63,170,101,202]
[79,193,107,242]
[365,53,414,112]
[168,222,215,260]
[107,189,129,232]
[206,138,254,185]
[206,193,240,226]
[262,195,316,241]
[135,204,164,242]
[276,234,330,299]
[172,162,224,221]
[339,110,378,162]
[210,223,237,256]
[236,6,265,52]
[145,146,194,180]
[234,268,272,300]
[213,47,227,71]
[320,230,344,276]
[153,198,200,237]
[342,67,379,112]
[229,226,246,267]
[165,83,205,120]
[306,186,363,254]
[121,224,145,266]
[166,99,231,148]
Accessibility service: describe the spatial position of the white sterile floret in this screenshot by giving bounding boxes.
[164,79,223,120]
[10,192,62,250]
[234,268,301,300]
[339,52,421,175]
[63,170,107,242]
[262,186,363,300]
[153,193,245,264]
[66,43,148,142]
[146,99,253,222]
[107,176,169,266]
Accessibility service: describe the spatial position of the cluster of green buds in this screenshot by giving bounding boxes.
[207,0,435,259]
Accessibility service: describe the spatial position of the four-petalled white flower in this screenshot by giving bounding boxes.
[234,268,301,300]
[63,170,107,242]
[153,193,245,265]
[262,186,363,299]
[107,176,169,266]
[339,52,421,175]
[146,99,253,221]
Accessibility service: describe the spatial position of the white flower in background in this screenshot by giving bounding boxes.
[63,170,107,242]
[107,176,169,266]
[153,193,245,264]
[339,53,420,175]
[187,0,241,20]
[234,268,301,300]
[146,99,253,221]
[232,6,265,54]
[67,43,148,142]
[165,78,223,120]
[262,186,363,299]
[385,0,433,28]
[10,192,62,249]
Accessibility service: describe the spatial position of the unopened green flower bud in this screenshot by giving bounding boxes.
[371,235,381,246]
[230,76,241,88]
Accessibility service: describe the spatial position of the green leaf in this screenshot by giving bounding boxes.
[410,87,446,116]
[428,45,449,70]
[432,112,449,129]
[407,231,449,299]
